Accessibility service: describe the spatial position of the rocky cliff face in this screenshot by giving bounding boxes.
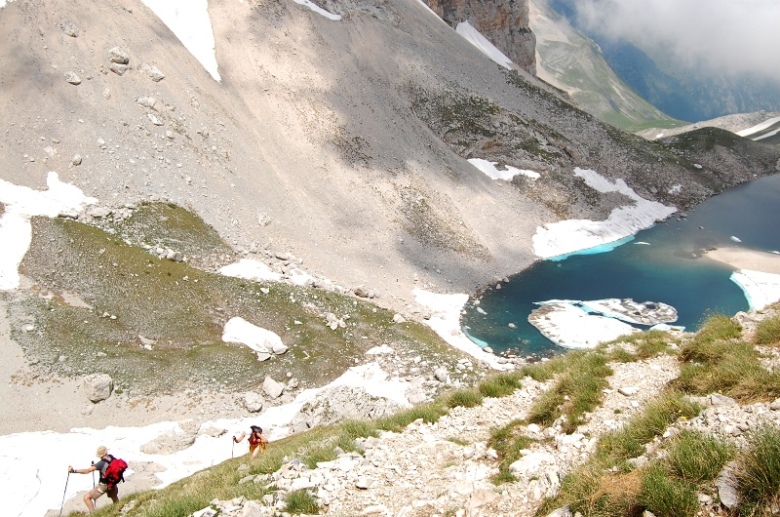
[424,0,536,73]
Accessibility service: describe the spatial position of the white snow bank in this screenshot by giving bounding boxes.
[533,168,676,259]
[456,21,513,69]
[414,289,512,370]
[469,158,540,181]
[0,172,96,290]
[2,363,409,517]
[222,317,284,356]
[139,0,220,81]
[219,258,283,282]
[292,0,341,20]
[730,269,780,311]
[737,116,780,137]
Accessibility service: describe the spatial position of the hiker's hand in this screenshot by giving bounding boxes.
[68,466,75,473]
[232,436,237,443]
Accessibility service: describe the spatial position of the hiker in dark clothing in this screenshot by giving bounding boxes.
[68,445,119,512]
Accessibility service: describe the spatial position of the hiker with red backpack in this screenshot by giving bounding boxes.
[68,445,127,512]
[233,425,268,459]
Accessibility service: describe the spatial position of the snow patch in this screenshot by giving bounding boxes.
[0,173,96,290]
[139,0,221,81]
[292,0,341,20]
[414,289,511,370]
[456,21,513,69]
[730,269,780,311]
[532,168,676,259]
[469,158,540,181]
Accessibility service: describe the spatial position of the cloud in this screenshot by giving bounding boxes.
[569,0,780,82]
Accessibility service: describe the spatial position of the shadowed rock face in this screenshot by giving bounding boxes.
[424,0,536,73]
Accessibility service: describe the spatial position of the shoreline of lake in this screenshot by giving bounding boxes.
[704,247,780,275]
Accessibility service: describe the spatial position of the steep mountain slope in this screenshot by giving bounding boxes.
[528,0,682,133]
[1,0,777,315]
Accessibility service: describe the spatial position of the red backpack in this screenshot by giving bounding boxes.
[103,457,128,490]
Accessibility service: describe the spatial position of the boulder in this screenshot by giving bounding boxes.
[263,376,285,399]
[241,392,264,413]
[82,373,113,403]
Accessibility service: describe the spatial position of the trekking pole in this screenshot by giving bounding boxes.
[91,460,95,488]
[59,471,70,516]
[231,436,235,459]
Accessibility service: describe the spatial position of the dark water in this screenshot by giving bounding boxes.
[462,174,780,357]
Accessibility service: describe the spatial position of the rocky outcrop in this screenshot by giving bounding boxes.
[424,0,536,73]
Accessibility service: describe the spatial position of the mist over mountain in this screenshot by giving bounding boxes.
[547,0,780,122]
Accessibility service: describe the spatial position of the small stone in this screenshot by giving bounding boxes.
[108,46,130,64]
[139,62,165,82]
[60,22,79,37]
[71,154,82,166]
[110,63,129,76]
[65,71,81,85]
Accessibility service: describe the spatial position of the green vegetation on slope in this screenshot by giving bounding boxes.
[14,204,470,395]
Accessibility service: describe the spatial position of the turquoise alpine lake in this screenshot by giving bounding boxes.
[462,174,780,358]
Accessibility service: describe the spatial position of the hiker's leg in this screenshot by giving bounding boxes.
[83,492,95,512]
[108,486,119,503]
[84,486,103,512]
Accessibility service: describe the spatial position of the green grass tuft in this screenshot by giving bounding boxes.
[446,389,484,408]
[340,420,377,440]
[285,489,320,514]
[375,403,448,433]
[736,426,780,512]
[478,373,522,398]
[639,464,699,517]
[753,313,780,346]
[674,335,780,403]
[665,430,735,484]
[526,352,612,433]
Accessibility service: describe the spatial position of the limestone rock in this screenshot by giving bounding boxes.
[81,373,113,403]
[241,392,264,413]
[263,376,285,399]
[139,62,165,82]
[108,46,130,64]
[65,71,81,85]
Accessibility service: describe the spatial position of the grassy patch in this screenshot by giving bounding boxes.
[754,312,780,346]
[604,330,673,360]
[478,373,522,398]
[16,214,468,396]
[375,403,449,433]
[536,391,700,516]
[285,489,320,514]
[665,430,735,484]
[736,426,780,514]
[526,351,612,433]
[340,420,377,440]
[639,464,699,517]
[446,389,484,408]
[596,393,701,466]
[673,319,780,403]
